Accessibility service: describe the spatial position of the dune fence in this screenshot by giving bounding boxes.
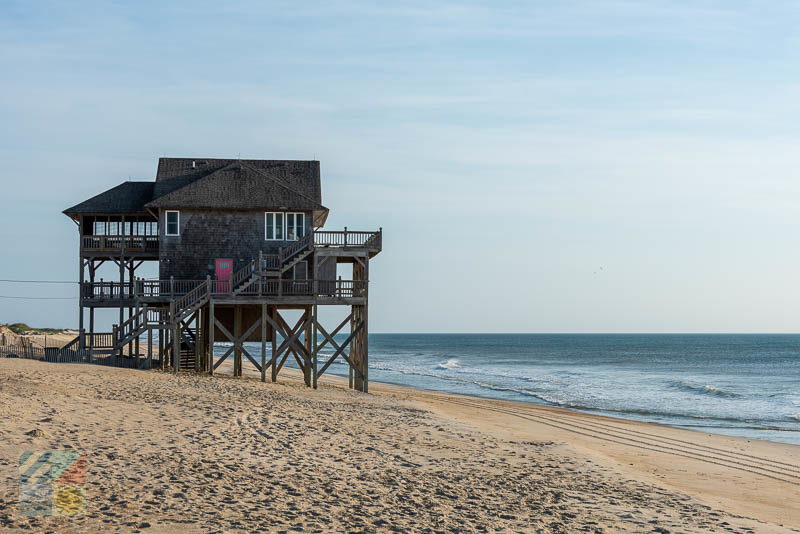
[0,342,150,370]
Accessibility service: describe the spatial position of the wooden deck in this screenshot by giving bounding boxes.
[81,278,368,306]
[80,235,159,257]
[314,229,382,255]
[80,228,380,307]
[77,229,380,256]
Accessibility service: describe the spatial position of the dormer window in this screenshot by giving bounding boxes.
[265,212,285,240]
[165,210,180,236]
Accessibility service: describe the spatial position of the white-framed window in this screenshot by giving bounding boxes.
[165,210,180,236]
[286,212,305,241]
[265,212,285,240]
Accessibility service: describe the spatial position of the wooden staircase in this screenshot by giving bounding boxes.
[178,326,197,370]
[231,235,313,295]
[277,233,313,274]
[173,282,211,323]
[113,307,165,352]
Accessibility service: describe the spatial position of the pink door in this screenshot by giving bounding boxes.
[215,259,233,292]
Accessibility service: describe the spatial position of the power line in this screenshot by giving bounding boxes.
[0,279,77,284]
[0,296,77,300]
[0,279,79,299]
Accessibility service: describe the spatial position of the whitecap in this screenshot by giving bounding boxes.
[670,380,740,398]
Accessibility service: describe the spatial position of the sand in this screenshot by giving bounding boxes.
[0,359,798,533]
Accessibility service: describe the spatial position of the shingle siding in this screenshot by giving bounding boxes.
[159,209,313,280]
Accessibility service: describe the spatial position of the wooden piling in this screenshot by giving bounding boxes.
[233,305,242,377]
[304,306,312,387]
[312,305,318,389]
[147,327,153,368]
[195,308,203,372]
[208,300,215,376]
[261,303,267,383]
[270,307,278,382]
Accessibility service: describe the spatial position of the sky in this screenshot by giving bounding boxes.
[1,0,800,333]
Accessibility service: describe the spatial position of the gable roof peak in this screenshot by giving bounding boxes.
[145,161,327,215]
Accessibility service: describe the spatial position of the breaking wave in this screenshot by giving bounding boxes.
[671,380,741,398]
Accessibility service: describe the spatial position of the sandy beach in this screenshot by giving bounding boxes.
[0,359,798,533]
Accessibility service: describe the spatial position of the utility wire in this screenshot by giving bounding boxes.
[0,279,79,299]
[0,296,77,300]
[0,279,77,284]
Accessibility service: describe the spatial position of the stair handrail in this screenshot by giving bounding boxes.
[173,279,211,321]
[229,258,258,294]
[279,231,313,265]
[61,335,81,352]
[117,307,147,341]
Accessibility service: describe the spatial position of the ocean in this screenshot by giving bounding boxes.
[221,334,800,445]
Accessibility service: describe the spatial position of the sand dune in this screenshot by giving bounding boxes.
[0,325,78,349]
[0,359,797,533]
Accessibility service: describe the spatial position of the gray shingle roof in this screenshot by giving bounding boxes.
[153,158,322,203]
[63,158,328,224]
[63,182,155,215]
[145,161,326,211]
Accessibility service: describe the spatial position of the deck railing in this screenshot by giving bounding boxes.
[135,279,206,298]
[82,281,134,299]
[260,254,280,271]
[82,279,366,301]
[210,280,232,294]
[314,229,382,248]
[79,229,381,254]
[81,235,159,252]
[84,332,115,349]
[229,279,366,298]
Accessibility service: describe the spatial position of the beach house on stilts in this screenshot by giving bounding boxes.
[63,158,382,391]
